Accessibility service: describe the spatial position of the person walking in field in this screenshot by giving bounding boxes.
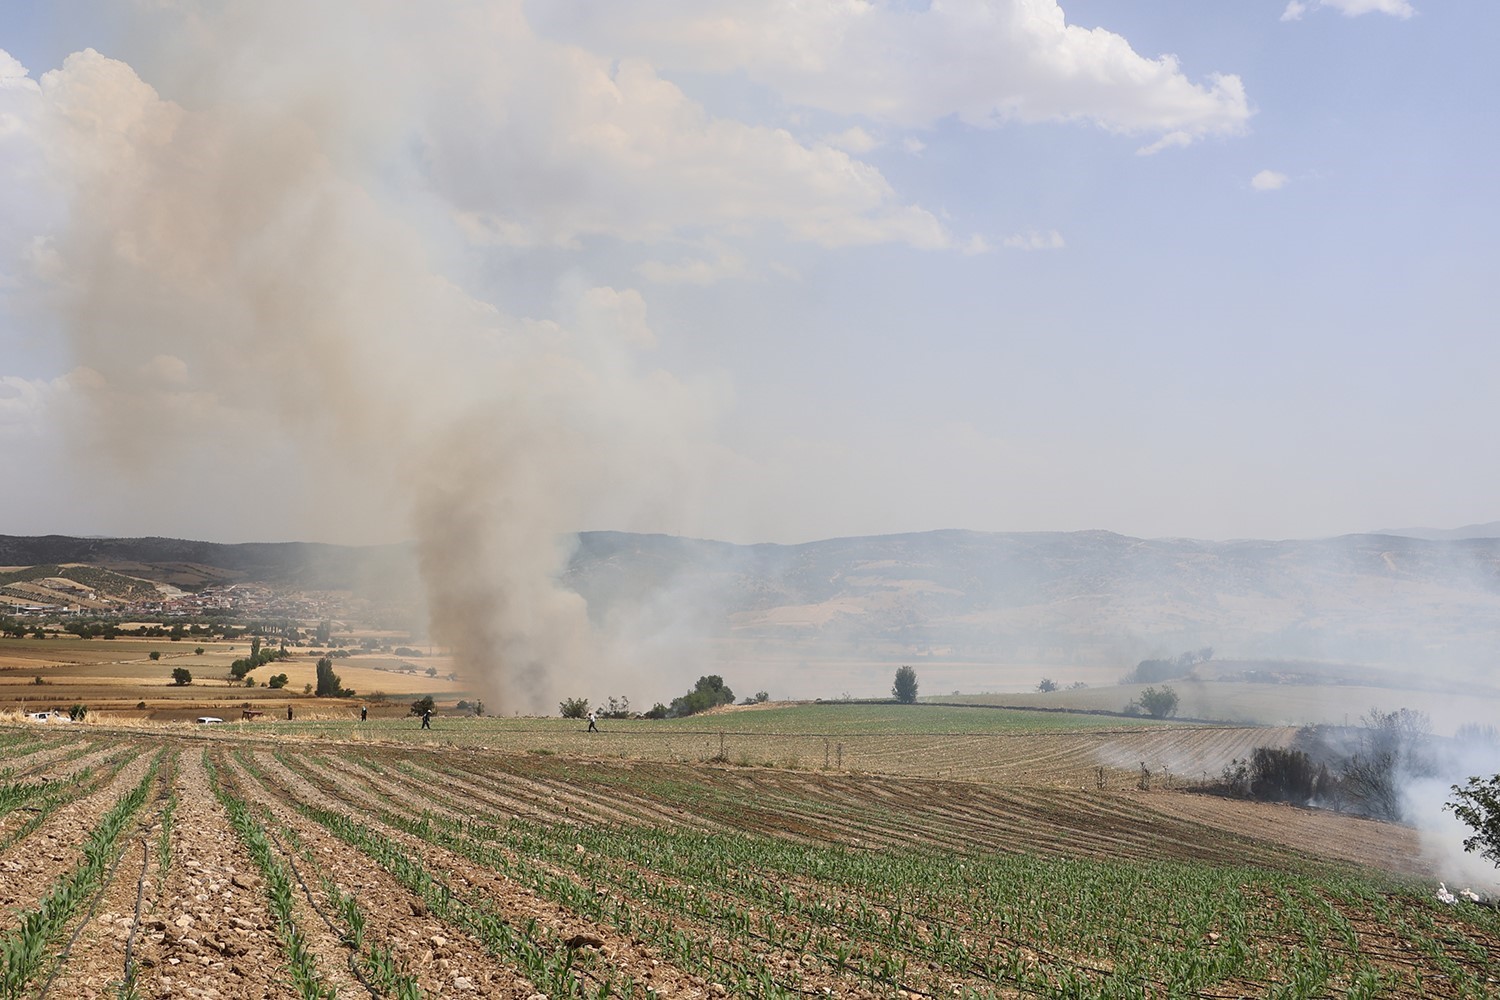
[587,709,599,733]
[287,704,293,721]
[360,705,367,722]
[421,707,432,729]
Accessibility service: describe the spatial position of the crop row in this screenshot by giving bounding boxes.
[260,741,1500,999]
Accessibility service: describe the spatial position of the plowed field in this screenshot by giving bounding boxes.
[0,723,1495,999]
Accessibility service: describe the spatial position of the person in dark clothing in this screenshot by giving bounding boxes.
[586,710,599,733]
[360,705,368,722]
[421,708,432,729]
[287,704,293,721]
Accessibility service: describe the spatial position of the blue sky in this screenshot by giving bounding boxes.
[1,0,1495,546]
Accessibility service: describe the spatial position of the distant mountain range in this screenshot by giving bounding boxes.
[4,528,1498,676]
[1373,521,1500,541]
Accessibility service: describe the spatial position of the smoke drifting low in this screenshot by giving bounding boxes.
[4,16,718,712]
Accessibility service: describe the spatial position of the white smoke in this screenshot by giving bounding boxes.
[1,25,736,712]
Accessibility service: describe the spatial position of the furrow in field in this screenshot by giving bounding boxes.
[242,748,730,998]
[216,751,571,999]
[0,747,151,923]
[128,748,301,1000]
[39,750,177,1000]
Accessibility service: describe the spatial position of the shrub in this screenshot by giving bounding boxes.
[68,704,87,722]
[1249,747,1319,802]
[559,697,590,719]
[171,667,192,686]
[409,695,435,716]
[670,676,735,717]
[1037,678,1058,693]
[148,651,161,661]
[194,646,205,655]
[1135,685,1179,719]
[892,666,919,704]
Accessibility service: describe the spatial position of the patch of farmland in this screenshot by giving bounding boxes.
[0,726,1497,997]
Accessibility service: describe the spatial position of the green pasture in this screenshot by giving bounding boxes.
[240,701,1181,742]
[943,679,1500,735]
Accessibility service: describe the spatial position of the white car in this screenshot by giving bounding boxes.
[195,716,225,725]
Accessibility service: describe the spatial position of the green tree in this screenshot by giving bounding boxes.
[1447,774,1500,867]
[559,697,590,719]
[669,675,735,717]
[892,665,919,704]
[1135,685,1179,719]
[171,667,192,686]
[410,695,435,716]
[268,673,289,689]
[194,646,205,655]
[1037,678,1058,693]
[315,656,350,697]
[148,651,162,661]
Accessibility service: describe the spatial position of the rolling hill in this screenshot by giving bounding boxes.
[4,528,1498,680]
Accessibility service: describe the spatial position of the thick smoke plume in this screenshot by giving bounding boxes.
[5,13,716,712]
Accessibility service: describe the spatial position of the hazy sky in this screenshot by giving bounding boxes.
[1,0,1495,546]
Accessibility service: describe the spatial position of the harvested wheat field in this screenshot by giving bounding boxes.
[0,716,1495,999]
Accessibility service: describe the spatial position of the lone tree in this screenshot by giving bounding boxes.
[1448,774,1500,868]
[1135,685,1179,719]
[1037,678,1058,693]
[171,667,192,686]
[559,697,590,719]
[892,665,919,704]
[315,656,352,698]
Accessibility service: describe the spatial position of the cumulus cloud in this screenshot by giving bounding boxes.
[533,0,1251,146]
[1282,0,1415,20]
[1251,169,1290,191]
[825,126,881,153]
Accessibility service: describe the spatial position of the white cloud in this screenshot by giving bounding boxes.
[0,51,40,93]
[533,1,1252,147]
[637,243,748,285]
[1283,0,1415,20]
[1002,229,1066,251]
[1136,130,1195,156]
[577,287,656,350]
[393,14,956,251]
[824,126,880,153]
[1251,169,1289,191]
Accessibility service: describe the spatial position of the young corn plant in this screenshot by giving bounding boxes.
[203,752,336,1000]
[0,754,160,998]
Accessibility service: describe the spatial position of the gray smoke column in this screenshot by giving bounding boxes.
[11,17,715,712]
